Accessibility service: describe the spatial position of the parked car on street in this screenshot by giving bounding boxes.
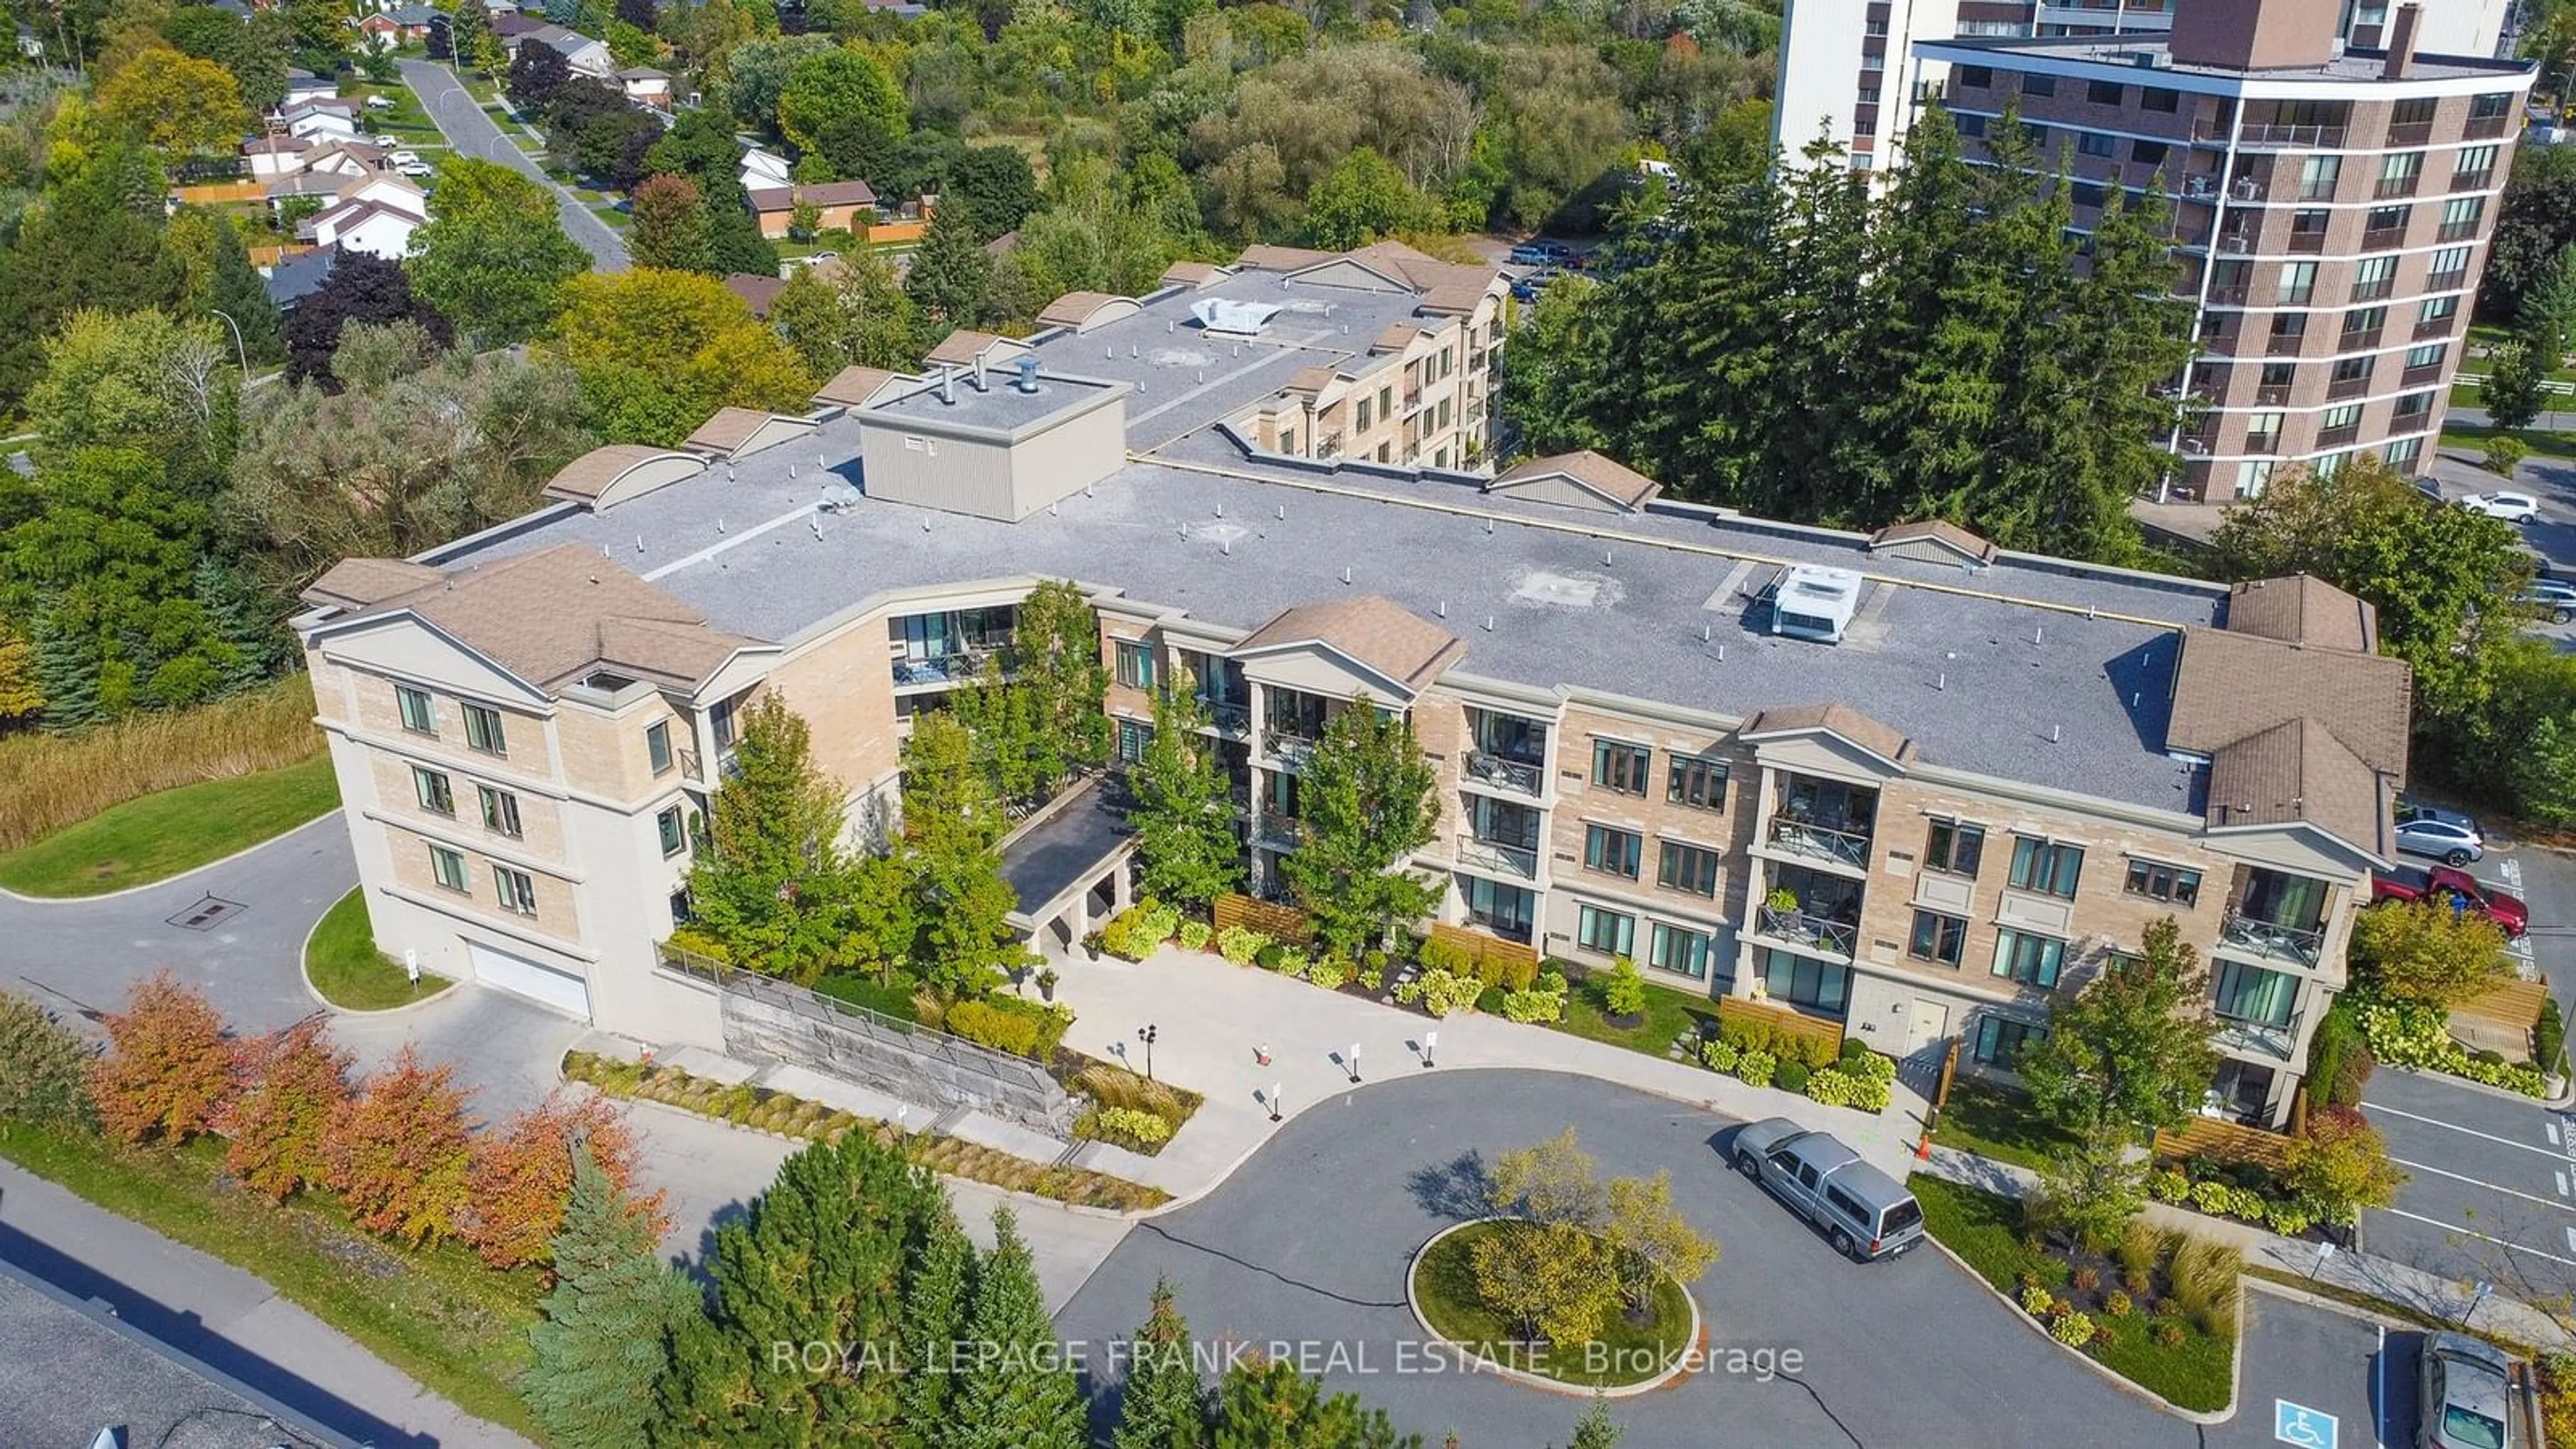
[2394,798,2486,865]
[1731,1118,1924,1260]
[2371,863,2528,937]
[2416,1330,2513,1449]
[364,95,396,111]
[394,160,433,178]
[1507,240,1572,267]
[2522,578,2576,623]
[1509,269,1558,303]
[2458,491,2543,524]
[388,150,421,166]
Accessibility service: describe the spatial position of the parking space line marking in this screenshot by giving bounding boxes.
[2379,1208,2576,1265]
[2370,1104,2568,1158]
[2380,1150,2565,1206]
[2374,1324,2387,1449]
[2560,1171,2569,1197]
[2553,1122,2563,1146]
[2567,1226,2576,1256]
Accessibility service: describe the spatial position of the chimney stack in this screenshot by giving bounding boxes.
[2383,2,2422,79]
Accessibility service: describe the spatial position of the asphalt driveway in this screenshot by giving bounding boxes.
[396,59,629,272]
[1056,1067,2291,1449]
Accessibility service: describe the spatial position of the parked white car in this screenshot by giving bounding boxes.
[2457,491,2543,524]
[364,95,396,110]
[394,160,433,178]
[388,150,421,166]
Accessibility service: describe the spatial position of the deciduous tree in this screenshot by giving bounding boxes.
[1279,697,1439,957]
[629,172,716,273]
[2015,916,2217,1146]
[900,712,1035,996]
[1467,1220,1619,1348]
[281,250,453,386]
[1128,688,1243,910]
[97,46,250,158]
[1602,1169,1717,1311]
[551,268,816,444]
[2284,1104,2407,1226]
[765,254,920,376]
[2350,902,2514,1008]
[0,989,94,1130]
[776,45,905,156]
[325,1044,478,1248]
[466,1088,661,1270]
[1489,1127,1607,1229]
[508,36,576,110]
[905,195,993,331]
[527,1146,701,1449]
[88,973,233,1144]
[1302,146,1432,250]
[407,156,590,345]
[219,1018,354,1201]
[678,694,862,983]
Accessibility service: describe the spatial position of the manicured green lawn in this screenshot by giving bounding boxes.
[2440,421,2576,461]
[1909,1175,2237,1413]
[1411,1220,1693,1389]
[0,1124,543,1435]
[1929,1079,2079,1174]
[0,755,339,898]
[305,887,449,1011]
[1553,973,1717,1060]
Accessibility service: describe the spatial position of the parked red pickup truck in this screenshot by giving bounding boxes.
[2371,864,2529,938]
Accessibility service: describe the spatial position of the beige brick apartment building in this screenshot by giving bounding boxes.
[299,241,2408,1129]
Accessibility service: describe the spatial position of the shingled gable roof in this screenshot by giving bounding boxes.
[2205,716,2394,858]
[1233,596,1465,696]
[1740,703,1917,768]
[1487,450,1661,511]
[307,544,756,692]
[814,364,909,409]
[305,557,444,610]
[2221,573,2378,654]
[1868,519,1998,567]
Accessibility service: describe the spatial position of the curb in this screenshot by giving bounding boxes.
[296,886,456,1019]
[0,810,346,907]
[1915,1233,2239,1426]
[1401,1218,1703,1399]
[2380,1063,2557,1108]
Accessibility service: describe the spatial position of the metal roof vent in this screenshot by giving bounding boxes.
[1014,355,1040,394]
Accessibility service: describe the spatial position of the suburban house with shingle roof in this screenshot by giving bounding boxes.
[293,243,2401,1129]
[745,179,879,239]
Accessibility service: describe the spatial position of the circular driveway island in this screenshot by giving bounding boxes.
[1053,1068,2220,1448]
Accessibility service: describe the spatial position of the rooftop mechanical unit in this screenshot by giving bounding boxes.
[1191,299,1284,335]
[1769,564,1864,645]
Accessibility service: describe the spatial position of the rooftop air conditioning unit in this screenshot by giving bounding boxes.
[1769,565,1865,645]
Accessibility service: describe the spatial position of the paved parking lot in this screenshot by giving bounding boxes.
[2363,1069,2576,1308]
[2212,1292,2410,1449]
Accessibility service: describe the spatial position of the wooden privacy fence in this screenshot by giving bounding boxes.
[2151,1116,2294,1173]
[174,180,266,205]
[1426,920,1538,975]
[2449,978,2549,1059]
[1212,892,1312,944]
[1717,995,1843,1057]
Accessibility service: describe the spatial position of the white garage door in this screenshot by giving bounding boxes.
[465,938,592,1020]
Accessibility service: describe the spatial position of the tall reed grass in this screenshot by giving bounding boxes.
[0,676,323,851]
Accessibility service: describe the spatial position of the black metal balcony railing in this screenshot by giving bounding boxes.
[1465,749,1544,796]
[2255,383,2293,407]
[677,747,702,782]
[2220,910,2325,967]
[2266,333,2307,358]
[2199,122,2349,149]
[2213,1010,2300,1063]
[1766,817,1872,869]
[2436,220,2481,243]
[2315,423,2361,449]
[1199,698,1250,733]
[2205,284,2251,307]
[1756,905,1858,959]
[1456,832,1538,881]
[1267,733,1318,771]
[2351,278,2394,303]
[892,647,998,688]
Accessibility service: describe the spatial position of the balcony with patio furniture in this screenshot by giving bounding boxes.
[1464,706,1549,798]
[1750,864,1862,961]
[2218,865,2330,969]
[1765,775,1876,871]
[888,604,1016,690]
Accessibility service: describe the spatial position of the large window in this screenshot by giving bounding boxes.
[2007,838,2084,898]
[1592,739,1650,794]
[1992,928,2066,989]
[1462,875,1534,942]
[1584,824,1642,879]
[412,766,454,816]
[462,701,507,757]
[1760,950,1849,1013]
[1972,1015,2047,1068]
[1647,922,1714,979]
[477,785,522,839]
[1117,718,1152,765]
[1909,910,1966,967]
[1577,903,1635,957]
[2214,959,2298,1028]
[396,684,437,736]
[492,864,538,917]
[1115,640,1157,690]
[2123,859,2201,906]
[658,805,687,857]
[2277,260,2316,305]
[647,719,674,775]
[1923,818,1984,875]
[1667,754,1727,810]
[429,843,468,894]
[1658,841,1720,897]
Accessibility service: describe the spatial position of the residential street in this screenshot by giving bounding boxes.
[396,59,629,272]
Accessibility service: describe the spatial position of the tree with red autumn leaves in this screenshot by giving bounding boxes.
[325,1044,477,1248]
[219,1018,355,1202]
[464,1088,661,1271]
[88,972,239,1144]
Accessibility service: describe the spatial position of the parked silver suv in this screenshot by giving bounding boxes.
[1732,1118,1925,1261]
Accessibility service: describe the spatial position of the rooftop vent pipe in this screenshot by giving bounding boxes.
[1014,356,1040,393]
[936,365,957,405]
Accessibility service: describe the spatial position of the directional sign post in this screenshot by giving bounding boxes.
[2274,1399,2338,1449]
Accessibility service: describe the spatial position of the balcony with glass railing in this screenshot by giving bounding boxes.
[1766,776,1876,870]
[1464,749,1545,796]
[1754,904,1857,961]
[1455,832,1538,881]
[1255,812,1303,851]
[2212,1012,2298,1063]
[2220,910,2324,967]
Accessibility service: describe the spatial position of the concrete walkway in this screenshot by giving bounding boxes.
[0,1156,529,1447]
[1049,945,1933,1201]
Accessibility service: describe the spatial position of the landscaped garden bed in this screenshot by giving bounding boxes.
[1909,1174,2238,1413]
[1060,1055,1201,1156]
[2145,1103,2402,1242]
[561,1051,1168,1210]
[1928,1079,2080,1173]
[2357,998,2550,1097]
[1409,1219,1695,1389]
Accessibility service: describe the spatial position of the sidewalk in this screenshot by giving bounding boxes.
[0,1157,531,1447]
[1920,1146,2576,1354]
[1051,945,1933,1199]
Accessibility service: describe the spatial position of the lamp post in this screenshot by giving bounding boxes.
[208,308,249,383]
[2463,1279,2493,1328]
[1422,1030,1437,1069]
[1135,1024,1158,1081]
[1347,1042,1361,1085]
[1269,1082,1283,1123]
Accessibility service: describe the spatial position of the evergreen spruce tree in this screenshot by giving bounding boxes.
[896,1204,977,1442]
[193,556,279,695]
[1128,688,1242,910]
[653,1130,942,1446]
[906,196,994,333]
[677,694,858,982]
[1277,698,1440,958]
[31,604,101,733]
[1112,1277,1210,1449]
[525,1146,701,1449]
[950,1208,1087,1449]
[1211,1359,1419,1448]
[1562,1393,1623,1449]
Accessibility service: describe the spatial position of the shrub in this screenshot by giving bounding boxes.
[1843,1046,1896,1083]
[1216,926,1269,965]
[1736,1049,1776,1089]
[2286,1104,2406,1226]
[1394,968,1482,1018]
[2485,435,2532,476]
[466,1089,656,1270]
[2189,1179,2235,1216]
[2070,1266,2100,1294]
[219,1020,353,1203]
[1358,963,1385,992]
[1700,1038,1739,1073]
[1364,949,1389,975]
[1417,936,1476,976]
[1774,1059,1811,1094]
[0,989,95,1130]
[1078,1105,1175,1147]
[1791,1034,1838,1072]
[1177,919,1212,953]
[1803,1065,1890,1112]
[1499,985,1566,1023]
[325,1046,476,1248]
[2151,1318,2188,1348]
[944,1000,1041,1057]
[89,972,237,1145]
[2123,1268,2153,1299]
[2051,1311,2096,1348]
[1485,952,1539,992]
[1307,955,1350,990]
[2116,1220,2165,1279]
[2102,1290,2133,1318]
[2149,1169,2192,1204]
[2359,1001,2549,1096]
[2267,1199,2316,1237]
[2020,1284,2054,1317]
[1599,957,1648,1017]
[2167,1236,2242,1335]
